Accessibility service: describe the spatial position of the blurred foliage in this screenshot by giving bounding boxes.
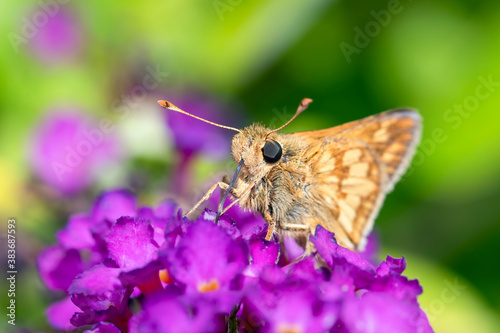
[1,0,500,332]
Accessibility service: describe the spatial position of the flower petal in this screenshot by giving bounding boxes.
[83,322,121,333]
[46,297,79,331]
[37,245,84,291]
[57,213,95,249]
[164,219,248,290]
[105,216,159,271]
[91,190,137,224]
[69,264,128,312]
[341,292,433,333]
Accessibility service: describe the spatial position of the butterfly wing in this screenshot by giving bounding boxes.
[291,109,421,249]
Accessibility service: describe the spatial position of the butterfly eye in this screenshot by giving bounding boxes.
[262,140,282,163]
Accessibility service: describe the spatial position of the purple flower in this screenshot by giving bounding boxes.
[69,264,129,312]
[105,216,164,295]
[136,200,177,247]
[56,214,95,249]
[29,110,119,194]
[28,6,83,64]
[38,189,433,332]
[37,245,84,291]
[207,189,268,240]
[311,225,376,289]
[281,235,305,263]
[84,322,121,333]
[243,267,338,333]
[91,190,137,224]
[46,297,80,331]
[359,231,380,266]
[244,238,280,278]
[68,264,133,330]
[161,218,249,312]
[341,292,432,333]
[105,216,159,271]
[37,190,174,330]
[135,292,223,333]
[311,225,376,272]
[49,190,140,277]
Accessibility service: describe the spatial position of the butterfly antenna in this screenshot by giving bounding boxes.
[266,98,312,137]
[158,100,241,133]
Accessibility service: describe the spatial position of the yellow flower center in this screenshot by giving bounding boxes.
[278,325,302,333]
[197,279,220,292]
[159,269,173,284]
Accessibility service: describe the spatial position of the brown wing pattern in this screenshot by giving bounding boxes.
[291,109,421,249]
[294,109,421,191]
[331,109,421,191]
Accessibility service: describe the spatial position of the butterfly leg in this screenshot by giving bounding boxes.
[280,223,311,232]
[185,182,228,218]
[220,182,254,215]
[219,198,241,215]
[219,175,232,206]
[264,212,276,241]
[280,223,316,255]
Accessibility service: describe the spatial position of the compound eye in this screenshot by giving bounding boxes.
[262,140,282,163]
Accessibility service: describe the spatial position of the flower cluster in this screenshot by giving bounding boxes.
[28,6,83,64]
[38,189,433,332]
[29,110,119,194]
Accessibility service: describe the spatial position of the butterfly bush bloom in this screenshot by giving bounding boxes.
[29,109,119,194]
[28,6,83,64]
[38,189,433,332]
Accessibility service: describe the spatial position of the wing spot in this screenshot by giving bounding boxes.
[387,142,405,154]
[338,203,354,233]
[345,194,361,209]
[399,133,413,141]
[342,178,377,196]
[349,162,369,178]
[374,128,389,142]
[323,175,340,184]
[343,149,362,165]
[318,152,332,165]
[396,117,415,129]
[318,157,336,173]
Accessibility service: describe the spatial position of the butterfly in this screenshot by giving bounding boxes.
[159,98,421,251]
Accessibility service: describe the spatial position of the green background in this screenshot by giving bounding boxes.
[1,0,500,332]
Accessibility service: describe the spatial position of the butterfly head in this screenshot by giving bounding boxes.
[231,124,283,181]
